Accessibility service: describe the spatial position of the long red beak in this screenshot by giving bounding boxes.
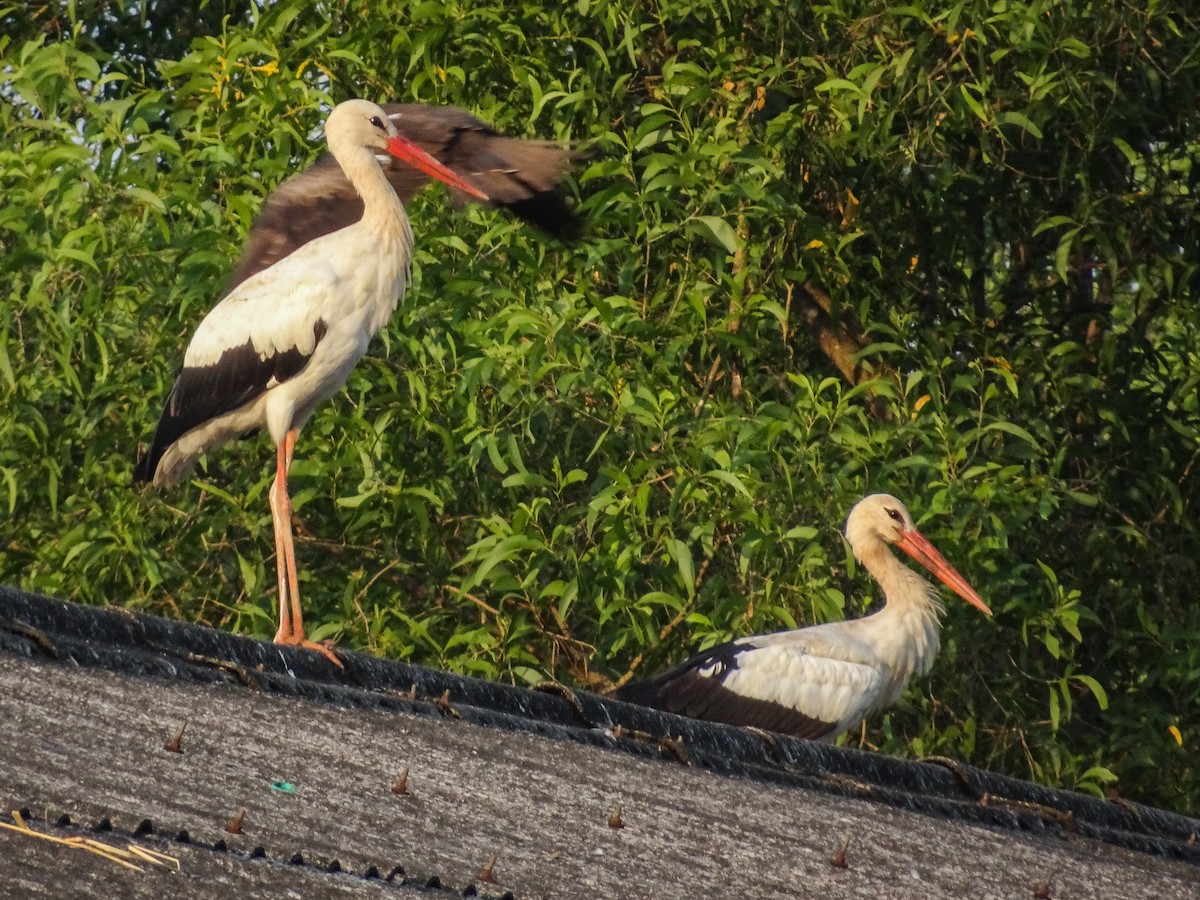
[384,134,489,201]
[896,528,992,616]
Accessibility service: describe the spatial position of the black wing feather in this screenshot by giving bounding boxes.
[134,320,327,483]
[612,640,838,741]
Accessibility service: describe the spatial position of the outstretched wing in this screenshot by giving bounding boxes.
[227,103,580,289]
[382,103,580,230]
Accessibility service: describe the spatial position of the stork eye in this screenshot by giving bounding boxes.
[885,507,904,523]
[369,115,385,130]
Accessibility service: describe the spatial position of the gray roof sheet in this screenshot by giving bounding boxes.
[1,585,1197,898]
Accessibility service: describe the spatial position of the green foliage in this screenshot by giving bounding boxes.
[2,0,1198,813]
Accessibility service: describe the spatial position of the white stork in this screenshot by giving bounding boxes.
[134,99,488,665]
[612,494,993,740]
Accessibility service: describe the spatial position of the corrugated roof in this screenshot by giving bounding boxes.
[1,585,1197,898]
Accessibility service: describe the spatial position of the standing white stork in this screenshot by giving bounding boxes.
[134,99,488,666]
[612,494,992,740]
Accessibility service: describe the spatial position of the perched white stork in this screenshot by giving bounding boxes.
[134,99,488,665]
[227,102,581,290]
[612,494,993,740]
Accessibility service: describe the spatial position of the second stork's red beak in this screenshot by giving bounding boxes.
[384,134,489,201]
[896,528,993,616]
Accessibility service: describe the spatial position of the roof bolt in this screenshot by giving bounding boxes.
[225,808,246,835]
[392,767,410,795]
[1034,877,1054,899]
[608,802,625,829]
[477,855,496,883]
[163,721,187,753]
[830,834,850,870]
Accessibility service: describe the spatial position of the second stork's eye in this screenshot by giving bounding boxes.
[369,115,385,130]
[885,507,904,523]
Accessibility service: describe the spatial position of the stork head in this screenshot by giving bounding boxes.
[846,493,992,615]
[324,99,488,200]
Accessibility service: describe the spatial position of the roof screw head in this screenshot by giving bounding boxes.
[392,767,410,795]
[1033,877,1054,899]
[163,721,187,753]
[225,808,246,835]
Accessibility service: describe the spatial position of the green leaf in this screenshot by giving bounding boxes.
[997,111,1043,139]
[666,537,695,596]
[1072,675,1109,710]
[690,215,739,254]
[981,420,1042,451]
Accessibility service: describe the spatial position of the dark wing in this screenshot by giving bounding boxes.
[133,322,327,484]
[226,103,581,290]
[134,271,334,485]
[611,639,840,741]
[226,159,361,293]
[382,103,581,237]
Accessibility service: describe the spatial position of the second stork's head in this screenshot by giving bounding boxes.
[845,493,992,615]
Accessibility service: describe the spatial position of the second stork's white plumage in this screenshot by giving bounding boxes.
[612,494,992,740]
[135,99,487,665]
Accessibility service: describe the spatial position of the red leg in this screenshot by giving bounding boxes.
[269,433,295,643]
[268,428,342,667]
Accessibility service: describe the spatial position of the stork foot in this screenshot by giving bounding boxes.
[273,632,345,669]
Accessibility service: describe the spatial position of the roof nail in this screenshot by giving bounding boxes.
[164,721,187,753]
[608,802,625,829]
[477,855,496,883]
[392,766,410,795]
[225,808,246,835]
[830,835,850,870]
